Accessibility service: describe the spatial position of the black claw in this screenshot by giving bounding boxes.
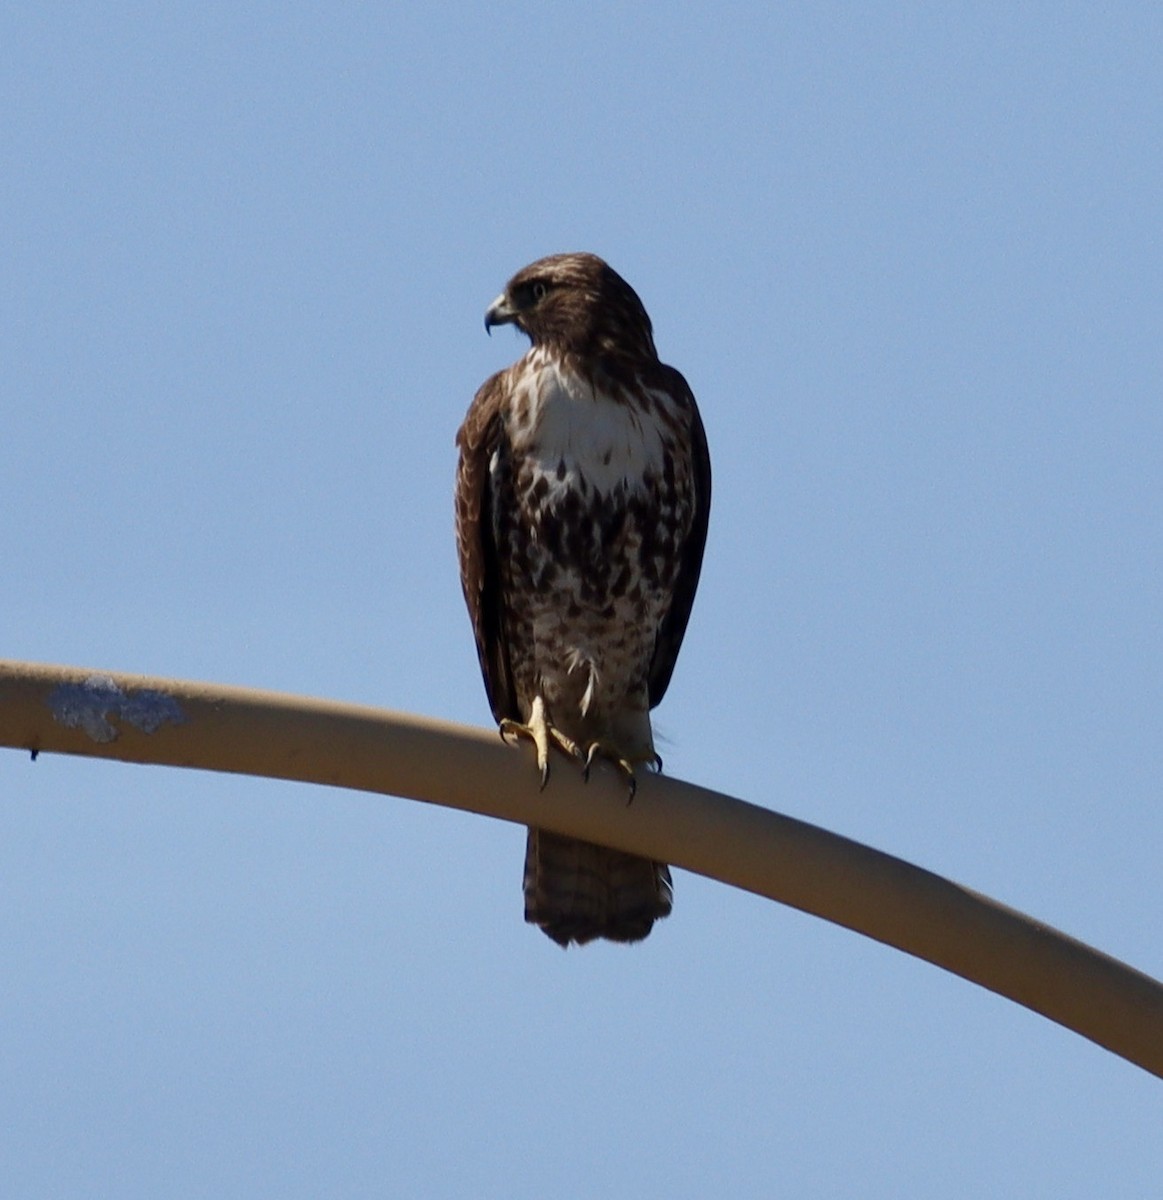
[582,743,598,784]
[539,763,550,791]
[652,752,664,773]
[625,777,637,805]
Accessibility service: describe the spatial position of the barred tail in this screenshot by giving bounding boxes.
[523,827,673,947]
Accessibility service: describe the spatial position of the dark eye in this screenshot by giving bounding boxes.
[532,281,549,301]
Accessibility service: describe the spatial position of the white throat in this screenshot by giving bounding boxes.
[510,359,665,496]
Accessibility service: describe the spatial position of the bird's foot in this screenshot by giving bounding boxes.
[581,743,661,804]
[499,696,583,790]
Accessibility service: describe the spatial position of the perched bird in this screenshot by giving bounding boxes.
[455,252,711,946]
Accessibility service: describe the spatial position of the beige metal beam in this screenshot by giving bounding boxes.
[1,658,1160,1078]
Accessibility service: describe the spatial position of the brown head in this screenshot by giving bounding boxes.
[484,252,658,362]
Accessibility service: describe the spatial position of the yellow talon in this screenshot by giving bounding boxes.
[499,696,582,789]
[582,741,640,803]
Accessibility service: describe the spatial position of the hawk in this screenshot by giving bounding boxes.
[455,253,711,947]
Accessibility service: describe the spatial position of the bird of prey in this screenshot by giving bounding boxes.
[455,252,711,947]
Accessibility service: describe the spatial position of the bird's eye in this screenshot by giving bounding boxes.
[532,281,549,301]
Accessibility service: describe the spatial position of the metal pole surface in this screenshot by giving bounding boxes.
[1,659,1160,1078]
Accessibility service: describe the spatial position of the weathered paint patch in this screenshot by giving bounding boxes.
[48,675,187,744]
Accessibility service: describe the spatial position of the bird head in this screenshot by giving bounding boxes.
[484,252,657,360]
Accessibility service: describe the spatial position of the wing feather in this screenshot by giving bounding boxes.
[647,367,712,708]
[455,370,519,723]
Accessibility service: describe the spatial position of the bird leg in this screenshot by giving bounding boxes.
[581,744,663,804]
[499,695,583,790]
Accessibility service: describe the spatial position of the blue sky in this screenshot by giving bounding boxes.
[1,4,1161,1195]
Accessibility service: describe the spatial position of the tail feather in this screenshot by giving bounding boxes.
[523,827,673,947]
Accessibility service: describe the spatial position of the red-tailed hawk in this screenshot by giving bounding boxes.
[455,253,711,947]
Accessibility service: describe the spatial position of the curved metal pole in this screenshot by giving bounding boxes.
[1,658,1160,1078]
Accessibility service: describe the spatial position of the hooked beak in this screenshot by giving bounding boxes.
[484,292,517,335]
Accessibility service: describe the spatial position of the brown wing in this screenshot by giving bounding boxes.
[455,369,519,724]
[647,366,712,708]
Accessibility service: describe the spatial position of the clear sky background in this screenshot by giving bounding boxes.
[1,4,1160,1196]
